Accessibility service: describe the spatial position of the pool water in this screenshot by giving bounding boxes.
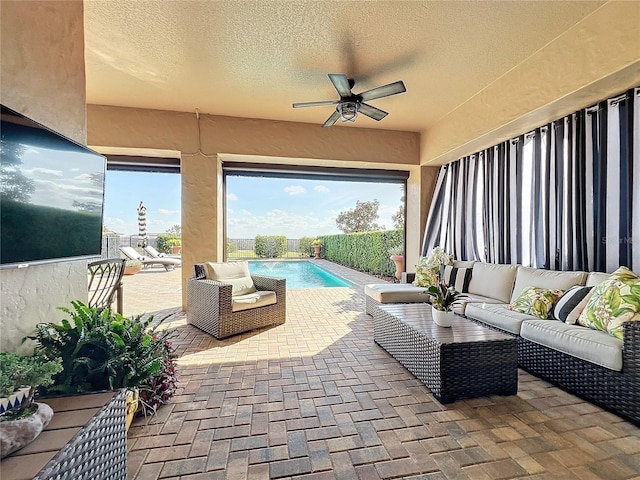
[248,261,351,288]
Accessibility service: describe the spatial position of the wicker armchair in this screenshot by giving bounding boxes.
[187,263,286,339]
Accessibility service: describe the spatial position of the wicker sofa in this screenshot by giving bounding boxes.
[187,262,286,339]
[365,262,640,425]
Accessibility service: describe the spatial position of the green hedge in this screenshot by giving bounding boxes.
[319,229,403,277]
[254,235,287,258]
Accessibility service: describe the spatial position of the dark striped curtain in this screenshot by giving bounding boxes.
[422,87,639,273]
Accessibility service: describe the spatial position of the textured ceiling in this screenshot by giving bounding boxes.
[84,1,605,133]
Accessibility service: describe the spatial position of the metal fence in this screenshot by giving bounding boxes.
[101,235,162,259]
[228,238,310,259]
[101,236,310,260]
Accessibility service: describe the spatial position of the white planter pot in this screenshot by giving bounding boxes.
[0,402,54,458]
[431,306,455,327]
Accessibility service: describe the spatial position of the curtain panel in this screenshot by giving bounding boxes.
[422,87,639,273]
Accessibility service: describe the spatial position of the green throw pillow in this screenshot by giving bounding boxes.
[509,286,564,319]
[577,266,640,339]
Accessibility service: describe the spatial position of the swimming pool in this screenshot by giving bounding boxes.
[248,261,351,288]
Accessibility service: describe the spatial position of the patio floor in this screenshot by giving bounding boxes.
[125,261,640,479]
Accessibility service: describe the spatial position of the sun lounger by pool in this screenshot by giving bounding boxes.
[120,246,181,271]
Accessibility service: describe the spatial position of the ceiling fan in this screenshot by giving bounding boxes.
[292,73,406,127]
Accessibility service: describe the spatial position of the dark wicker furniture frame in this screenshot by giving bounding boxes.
[187,263,286,339]
[373,303,518,403]
[467,316,640,425]
[88,258,125,314]
[35,390,127,480]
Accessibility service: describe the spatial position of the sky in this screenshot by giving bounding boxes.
[104,170,404,238]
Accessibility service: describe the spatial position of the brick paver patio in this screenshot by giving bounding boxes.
[125,261,640,479]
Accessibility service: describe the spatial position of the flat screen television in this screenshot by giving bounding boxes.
[1,105,106,268]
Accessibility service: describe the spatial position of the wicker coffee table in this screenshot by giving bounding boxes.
[373,303,518,403]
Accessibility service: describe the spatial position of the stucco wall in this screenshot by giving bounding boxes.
[0,1,88,353]
[422,1,640,165]
[87,106,423,306]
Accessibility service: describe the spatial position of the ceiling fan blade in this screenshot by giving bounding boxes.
[359,80,406,102]
[359,103,388,121]
[322,110,341,128]
[328,73,352,98]
[293,100,339,108]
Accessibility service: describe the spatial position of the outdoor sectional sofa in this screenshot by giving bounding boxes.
[365,262,640,425]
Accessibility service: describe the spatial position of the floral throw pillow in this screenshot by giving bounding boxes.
[508,286,564,319]
[577,266,640,339]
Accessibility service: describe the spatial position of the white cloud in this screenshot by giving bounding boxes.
[314,185,330,193]
[227,192,238,201]
[158,208,180,215]
[284,185,306,196]
[227,208,339,238]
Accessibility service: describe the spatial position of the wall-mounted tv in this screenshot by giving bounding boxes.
[1,105,106,268]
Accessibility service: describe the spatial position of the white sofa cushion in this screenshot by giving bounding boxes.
[465,302,535,335]
[586,271,610,287]
[510,266,587,303]
[467,263,518,303]
[232,290,277,312]
[521,319,623,371]
[364,283,427,304]
[205,261,257,296]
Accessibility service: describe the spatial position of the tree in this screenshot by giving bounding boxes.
[335,199,384,233]
[392,186,406,229]
[166,225,181,235]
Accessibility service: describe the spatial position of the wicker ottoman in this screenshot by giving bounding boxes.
[373,303,518,403]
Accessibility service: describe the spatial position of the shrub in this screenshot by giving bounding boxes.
[156,234,180,254]
[0,352,62,399]
[28,301,176,398]
[298,237,314,257]
[254,235,286,258]
[137,339,178,416]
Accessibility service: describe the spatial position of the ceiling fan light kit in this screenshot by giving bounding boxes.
[293,73,406,127]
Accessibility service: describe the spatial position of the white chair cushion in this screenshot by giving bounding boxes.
[510,266,587,303]
[205,261,257,296]
[465,302,536,335]
[364,283,428,304]
[467,263,518,303]
[585,271,610,287]
[520,319,623,371]
[232,290,277,312]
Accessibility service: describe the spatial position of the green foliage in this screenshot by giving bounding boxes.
[0,352,62,398]
[298,237,315,256]
[125,259,142,268]
[425,283,468,312]
[27,301,175,395]
[320,229,403,277]
[165,225,181,235]
[254,235,287,258]
[156,233,180,254]
[335,199,384,233]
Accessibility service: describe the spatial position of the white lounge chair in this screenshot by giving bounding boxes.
[120,246,181,271]
[144,245,167,258]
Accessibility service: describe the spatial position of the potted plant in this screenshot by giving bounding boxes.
[312,238,323,259]
[27,302,177,428]
[425,282,468,327]
[124,259,142,275]
[0,352,62,458]
[167,238,181,255]
[388,244,404,281]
